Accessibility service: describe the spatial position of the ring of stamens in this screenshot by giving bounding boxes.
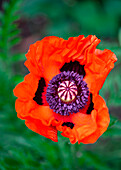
[46,71,89,116]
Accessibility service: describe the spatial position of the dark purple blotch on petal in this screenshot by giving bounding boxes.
[86,93,94,114]
[60,61,85,77]
[62,122,74,129]
[33,78,46,105]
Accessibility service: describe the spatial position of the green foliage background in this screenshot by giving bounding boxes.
[0,0,121,169]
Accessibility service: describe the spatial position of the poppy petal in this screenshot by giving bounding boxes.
[15,98,37,118]
[84,49,117,93]
[78,95,110,144]
[30,105,55,126]
[25,44,42,76]
[14,73,55,126]
[59,110,97,144]
[24,36,103,83]
[69,35,100,63]
[61,127,78,144]
[57,94,109,144]
[25,36,66,82]
[15,99,54,126]
[13,73,40,100]
[25,117,58,142]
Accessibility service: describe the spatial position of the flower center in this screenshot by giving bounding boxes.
[58,81,77,102]
[46,71,89,116]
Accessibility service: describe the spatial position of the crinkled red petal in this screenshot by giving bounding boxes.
[13,73,55,126]
[25,117,58,142]
[84,49,117,94]
[56,94,110,144]
[15,98,55,126]
[13,73,40,100]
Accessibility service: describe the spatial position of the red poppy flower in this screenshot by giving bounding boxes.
[13,35,117,144]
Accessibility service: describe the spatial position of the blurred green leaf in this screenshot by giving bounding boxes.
[118,28,121,46]
[10,37,21,46]
[83,151,110,170]
[12,53,25,62]
[109,116,118,128]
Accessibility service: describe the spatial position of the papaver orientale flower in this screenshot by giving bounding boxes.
[13,35,117,144]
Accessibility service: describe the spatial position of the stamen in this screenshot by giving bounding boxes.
[46,71,89,116]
